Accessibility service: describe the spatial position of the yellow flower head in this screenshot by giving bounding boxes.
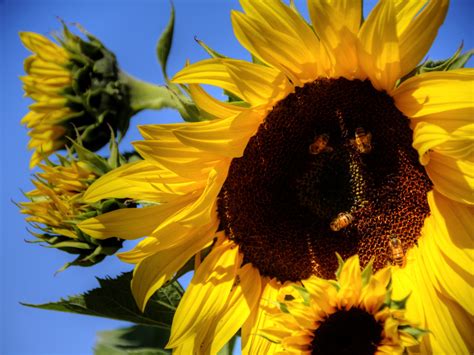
[261,255,426,354]
[20,146,132,270]
[79,0,473,353]
[20,26,133,168]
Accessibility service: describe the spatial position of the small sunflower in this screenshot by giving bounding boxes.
[79,0,473,353]
[19,145,134,270]
[261,255,426,354]
[20,27,132,168]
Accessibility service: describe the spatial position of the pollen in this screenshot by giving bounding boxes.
[217,78,432,281]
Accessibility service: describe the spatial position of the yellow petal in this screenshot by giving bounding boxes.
[418,218,474,317]
[427,191,474,273]
[338,254,362,290]
[172,336,195,355]
[412,121,474,165]
[242,280,281,355]
[358,0,401,91]
[131,224,217,311]
[425,151,474,205]
[82,160,203,203]
[393,69,474,118]
[78,199,191,240]
[360,276,387,314]
[232,0,323,85]
[150,167,224,236]
[410,247,472,353]
[172,111,262,158]
[189,84,245,120]
[167,240,241,348]
[19,32,68,62]
[118,237,161,264]
[172,58,291,107]
[132,139,222,180]
[398,0,449,78]
[200,263,262,354]
[417,191,474,315]
[308,0,361,78]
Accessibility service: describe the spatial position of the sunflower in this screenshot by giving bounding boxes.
[19,146,133,269]
[20,28,133,168]
[260,255,426,354]
[79,0,473,353]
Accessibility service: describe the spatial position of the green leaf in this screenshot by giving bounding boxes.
[22,272,184,327]
[157,2,175,81]
[94,325,171,355]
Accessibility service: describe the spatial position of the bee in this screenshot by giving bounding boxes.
[330,212,354,232]
[309,134,333,155]
[389,237,406,268]
[351,127,372,154]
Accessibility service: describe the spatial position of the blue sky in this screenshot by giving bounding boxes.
[1,0,472,354]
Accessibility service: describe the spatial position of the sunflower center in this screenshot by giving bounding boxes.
[217,78,432,281]
[311,308,382,355]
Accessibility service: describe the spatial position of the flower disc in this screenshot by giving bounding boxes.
[311,308,383,355]
[218,78,432,281]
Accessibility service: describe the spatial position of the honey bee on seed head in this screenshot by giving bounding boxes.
[351,127,372,154]
[309,134,333,155]
[330,212,354,232]
[389,236,406,268]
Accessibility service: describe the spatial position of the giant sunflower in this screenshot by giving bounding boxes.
[79,0,473,353]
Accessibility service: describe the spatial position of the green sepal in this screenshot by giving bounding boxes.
[390,292,410,310]
[55,22,134,153]
[255,334,280,344]
[195,36,226,59]
[251,54,266,66]
[293,285,310,306]
[328,280,340,291]
[400,43,473,83]
[334,252,344,280]
[22,272,184,327]
[417,43,473,74]
[94,325,171,355]
[157,2,175,81]
[361,259,374,287]
[278,301,290,314]
[69,139,111,175]
[399,325,430,341]
[47,240,93,250]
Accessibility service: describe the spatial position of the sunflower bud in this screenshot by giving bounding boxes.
[20,24,133,168]
[19,142,137,271]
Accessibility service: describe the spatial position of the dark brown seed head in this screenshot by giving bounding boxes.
[218,78,432,281]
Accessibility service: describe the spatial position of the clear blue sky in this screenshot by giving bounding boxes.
[1,1,472,354]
